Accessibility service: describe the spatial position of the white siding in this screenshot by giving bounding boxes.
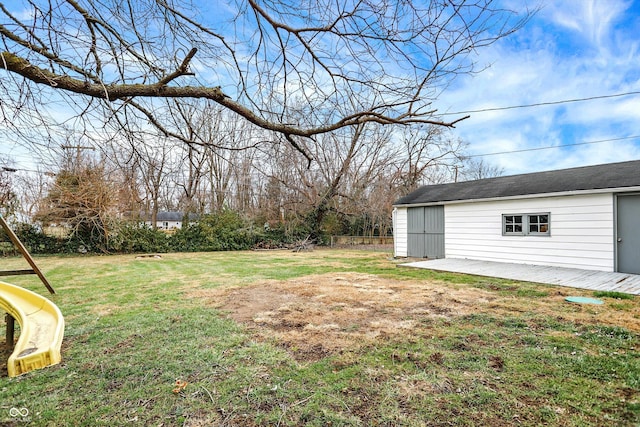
[145,220,183,230]
[444,193,615,271]
[393,207,408,257]
[164,221,182,230]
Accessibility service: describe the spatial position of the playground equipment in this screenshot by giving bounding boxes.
[0,214,54,294]
[1,214,64,376]
[0,281,64,376]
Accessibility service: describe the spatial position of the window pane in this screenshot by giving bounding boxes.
[527,213,549,234]
[504,215,524,234]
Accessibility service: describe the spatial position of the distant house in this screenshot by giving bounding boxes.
[392,160,640,274]
[144,211,198,231]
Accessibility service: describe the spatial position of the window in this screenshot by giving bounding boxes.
[528,214,549,234]
[503,215,523,234]
[502,213,550,236]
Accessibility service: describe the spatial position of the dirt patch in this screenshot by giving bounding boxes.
[188,272,497,361]
[0,345,9,376]
[188,271,640,362]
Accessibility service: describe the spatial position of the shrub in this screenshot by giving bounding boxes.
[107,222,171,253]
[13,223,67,254]
[7,210,322,255]
[170,209,258,252]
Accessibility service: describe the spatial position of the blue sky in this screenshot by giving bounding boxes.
[436,0,640,175]
[2,0,639,178]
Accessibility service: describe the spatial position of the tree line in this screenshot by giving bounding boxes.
[1,109,501,254]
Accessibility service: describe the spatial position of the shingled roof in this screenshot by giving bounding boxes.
[394,160,640,206]
[149,211,199,222]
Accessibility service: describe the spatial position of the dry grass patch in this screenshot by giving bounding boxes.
[188,272,498,360]
[188,271,639,363]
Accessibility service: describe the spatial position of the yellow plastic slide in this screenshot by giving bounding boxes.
[0,280,65,377]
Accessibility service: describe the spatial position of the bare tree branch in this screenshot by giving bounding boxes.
[0,0,536,151]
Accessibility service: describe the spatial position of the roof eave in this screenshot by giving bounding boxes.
[392,185,640,208]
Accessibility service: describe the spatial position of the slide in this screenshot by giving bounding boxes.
[0,281,64,377]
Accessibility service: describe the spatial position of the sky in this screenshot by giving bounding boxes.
[436,0,640,175]
[1,0,639,178]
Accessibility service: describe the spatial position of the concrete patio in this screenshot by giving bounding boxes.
[401,258,640,295]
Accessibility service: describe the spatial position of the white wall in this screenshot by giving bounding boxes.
[145,220,183,230]
[162,221,183,230]
[444,193,615,271]
[393,207,408,257]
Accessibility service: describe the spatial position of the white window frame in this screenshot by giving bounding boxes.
[502,213,550,236]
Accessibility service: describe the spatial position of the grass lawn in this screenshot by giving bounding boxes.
[1,249,638,426]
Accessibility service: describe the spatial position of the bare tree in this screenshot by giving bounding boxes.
[167,102,212,215]
[458,157,505,181]
[389,126,469,193]
[0,162,19,218]
[106,131,177,228]
[0,0,535,158]
[206,149,235,213]
[257,120,466,239]
[195,109,263,213]
[256,136,315,233]
[12,169,52,222]
[138,141,175,229]
[327,125,468,237]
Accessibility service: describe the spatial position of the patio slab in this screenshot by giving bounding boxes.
[401,258,640,295]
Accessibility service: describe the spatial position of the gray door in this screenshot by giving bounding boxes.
[407,206,444,258]
[617,194,640,274]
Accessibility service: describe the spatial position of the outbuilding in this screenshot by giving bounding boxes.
[144,211,199,231]
[392,160,640,274]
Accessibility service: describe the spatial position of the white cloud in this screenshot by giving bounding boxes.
[544,0,631,50]
[436,0,640,175]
